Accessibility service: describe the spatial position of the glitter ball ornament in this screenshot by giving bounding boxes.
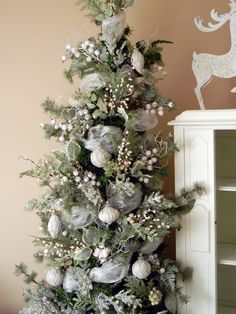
[98,204,120,225]
[131,48,145,74]
[132,257,152,279]
[46,267,64,287]
[90,146,110,168]
[148,288,162,306]
[47,212,61,239]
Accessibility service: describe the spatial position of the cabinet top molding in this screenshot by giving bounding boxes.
[169,109,236,126]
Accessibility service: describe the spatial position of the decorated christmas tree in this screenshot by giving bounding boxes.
[16,1,203,313]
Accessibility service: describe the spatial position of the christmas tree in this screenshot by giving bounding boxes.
[16,1,203,313]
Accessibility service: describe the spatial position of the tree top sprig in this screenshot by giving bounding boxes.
[77,0,136,25]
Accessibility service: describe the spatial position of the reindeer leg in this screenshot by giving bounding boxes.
[194,85,205,110]
[193,69,213,110]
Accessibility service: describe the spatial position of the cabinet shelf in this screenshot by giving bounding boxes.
[218,243,236,266]
[217,178,236,192]
[218,305,236,314]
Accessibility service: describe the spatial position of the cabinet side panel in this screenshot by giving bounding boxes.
[175,128,216,314]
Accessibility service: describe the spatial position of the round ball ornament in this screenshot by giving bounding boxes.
[132,257,152,280]
[46,267,63,287]
[90,146,110,168]
[98,204,120,225]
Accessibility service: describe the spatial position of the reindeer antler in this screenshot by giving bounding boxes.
[194,9,230,32]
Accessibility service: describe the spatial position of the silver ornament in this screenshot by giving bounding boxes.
[164,294,177,314]
[108,183,143,214]
[46,267,64,287]
[132,257,152,279]
[90,253,131,283]
[102,12,126,53]
[79,73,104,93]
[135,109,158,131]
[47,213,61,239]
[83,125,123,154]
[131,48,145,74]
[98,204,120,225]
[90,146,111,168]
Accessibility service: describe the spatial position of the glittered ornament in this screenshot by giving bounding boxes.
[107,183,143,214]
[90,253,131,283]
[47,212,61,239]
[102,12,126,53]
[84,125,123,154]
[131,48,145,74]
[132,257,152,279]
[164,294,177,314]
[90,146,111,168]
[46,267,64,287]
[98,204,120,225]
[79,73,104,93]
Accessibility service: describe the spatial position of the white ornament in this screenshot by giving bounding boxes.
[90,147,110,168]
[164,294,177,314]
[79,73,104,93]
[98,204,120,225]
[102,12,126,53]
[46,268,63,287]
[47,213,61,239]
[192,1,236,109]
[131,48,145,74]
[132,257,152,279]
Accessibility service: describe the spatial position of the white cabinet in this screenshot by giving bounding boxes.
[169,110,236,314]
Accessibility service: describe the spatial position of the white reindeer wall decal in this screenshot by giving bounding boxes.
[192,0,236,109]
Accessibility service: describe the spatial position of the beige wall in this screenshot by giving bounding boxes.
[0,0,234,312]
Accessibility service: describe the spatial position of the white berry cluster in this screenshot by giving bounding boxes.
[103,73,134,110]
[35,236,85,259]
[81,40,102,63]
[138,147,159,183]
[62,44,81,62]
[117,132,133,172]
[60,169,100,187]
[93,245,111,263]
[49,118,74,143]
[148,287,162,306]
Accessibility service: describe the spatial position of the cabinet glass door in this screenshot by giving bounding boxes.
[216,130,236,314]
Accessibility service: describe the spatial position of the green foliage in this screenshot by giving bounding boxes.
[77,0,136,25]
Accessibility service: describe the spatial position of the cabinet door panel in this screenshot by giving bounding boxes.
[175,128,216,314]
